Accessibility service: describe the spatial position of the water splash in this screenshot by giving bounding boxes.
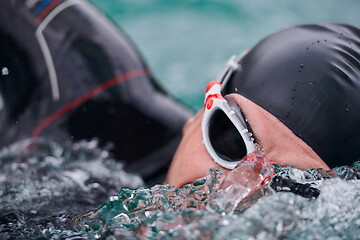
[208,146,274,214]
[72,147,359,239]
[73,146,275,236]
[0,139,144,239]
[73,167,225,234]
[1,139,359,239]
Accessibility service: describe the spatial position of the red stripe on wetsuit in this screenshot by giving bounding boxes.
[32,68,150,138]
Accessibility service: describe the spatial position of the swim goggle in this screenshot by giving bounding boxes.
[201,52,256,169]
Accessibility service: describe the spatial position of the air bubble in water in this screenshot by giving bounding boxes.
[1,67,9,76]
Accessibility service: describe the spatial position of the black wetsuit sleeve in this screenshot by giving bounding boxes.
[0,0,193,185]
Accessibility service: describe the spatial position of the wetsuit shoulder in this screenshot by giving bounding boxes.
[0,0,193,185]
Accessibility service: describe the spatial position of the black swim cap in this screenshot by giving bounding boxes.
[223,23,360,168]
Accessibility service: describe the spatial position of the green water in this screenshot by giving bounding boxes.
[89,0,360,110]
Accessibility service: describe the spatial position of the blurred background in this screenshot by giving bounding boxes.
[89,0,360,111]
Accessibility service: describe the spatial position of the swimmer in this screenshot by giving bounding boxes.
[0,0,192,185]
[166,23,360,187]
[2,2,360,188]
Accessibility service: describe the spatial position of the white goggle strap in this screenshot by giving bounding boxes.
[216,49,249,87]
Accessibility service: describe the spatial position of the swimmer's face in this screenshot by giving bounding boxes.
[165,93,329,187]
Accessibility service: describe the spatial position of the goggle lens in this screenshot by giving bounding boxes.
[209,110,247,162]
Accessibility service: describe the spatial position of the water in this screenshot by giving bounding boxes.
[89,0,360,110]
[1,140,359,239]
[0,139,144,239]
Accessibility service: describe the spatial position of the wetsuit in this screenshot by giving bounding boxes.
[0,0,193,185]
